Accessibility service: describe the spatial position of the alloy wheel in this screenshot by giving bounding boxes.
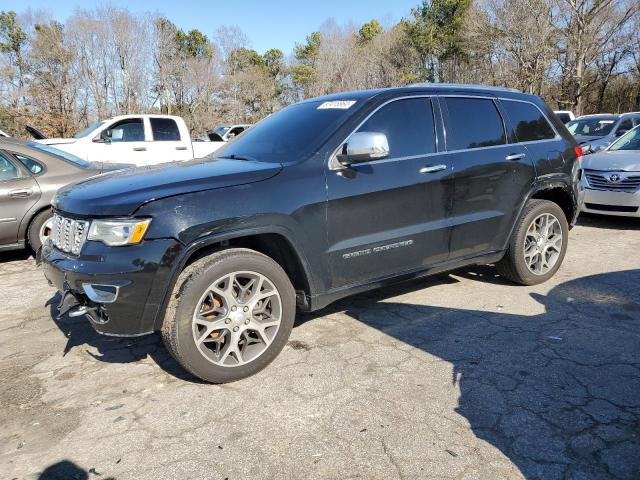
[523,213,563,275]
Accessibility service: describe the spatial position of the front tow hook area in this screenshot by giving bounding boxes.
[56,289,108,325]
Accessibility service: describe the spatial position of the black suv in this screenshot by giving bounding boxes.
[42,84,583,383]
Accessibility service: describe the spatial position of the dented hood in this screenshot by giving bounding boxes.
[54,157,282,216]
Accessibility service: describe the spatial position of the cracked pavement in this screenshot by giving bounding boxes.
[1,213,639,480]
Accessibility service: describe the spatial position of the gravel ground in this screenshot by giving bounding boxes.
[1,213,639,480]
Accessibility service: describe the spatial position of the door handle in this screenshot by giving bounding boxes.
[175,146,188,151]
[505,153,526,161]
[419,164,447,174]
[9,188,33,198]
[133,147,147,152]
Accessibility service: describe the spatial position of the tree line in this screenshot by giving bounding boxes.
[1,0,639,138]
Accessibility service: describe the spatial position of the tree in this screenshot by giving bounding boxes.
[0,11,28,107]
[357,19,383,46]
[404,0,472,82]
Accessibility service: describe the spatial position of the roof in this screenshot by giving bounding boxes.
[302,83,529,105]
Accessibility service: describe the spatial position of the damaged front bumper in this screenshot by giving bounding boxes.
[41,238,182,336]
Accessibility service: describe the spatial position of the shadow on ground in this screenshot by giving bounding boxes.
[37,459,114,480]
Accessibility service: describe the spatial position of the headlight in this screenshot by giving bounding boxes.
[88,218,151,246]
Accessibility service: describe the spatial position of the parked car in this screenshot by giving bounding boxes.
[566,112,640,154]
[0,138,131,252]
[36,115,225,166]
[203,124,252,142]
[581,124,640,217]
[554,110,575,123]
[42,84,582,383]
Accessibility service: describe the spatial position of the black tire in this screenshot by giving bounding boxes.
[161,248,296,383]
[496,199,569,286]
[27,208,53,252]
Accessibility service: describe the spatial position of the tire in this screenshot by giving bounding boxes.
[27,209,53,252]
[496,199,569,286]
[161,248,296,383]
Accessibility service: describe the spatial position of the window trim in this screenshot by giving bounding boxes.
[11,152,47,177]
[498,97,561,145]
[329,95,440,170]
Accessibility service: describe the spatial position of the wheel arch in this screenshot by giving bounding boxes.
[153,228,315,330]
[530,182,576,225]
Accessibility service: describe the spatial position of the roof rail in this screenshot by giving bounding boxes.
[408,82,521,93]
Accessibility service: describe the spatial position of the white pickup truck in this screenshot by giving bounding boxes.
[37,115,224,166]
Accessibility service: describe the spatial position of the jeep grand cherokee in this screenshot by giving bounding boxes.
[42,84,584,383]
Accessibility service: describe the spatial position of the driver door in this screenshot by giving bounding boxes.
[326,97,454,289]
[89,117,153,166]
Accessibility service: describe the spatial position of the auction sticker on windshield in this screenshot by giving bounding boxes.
[317,100,356,109]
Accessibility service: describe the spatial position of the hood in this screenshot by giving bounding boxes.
[54,157,283,216]
[581,150,640,172]
[37,138,78,146]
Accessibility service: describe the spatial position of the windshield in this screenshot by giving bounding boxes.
[213,100,358,163]
[566,117,616,137]
[213,126,230,136]
[608,126,640,151]
[27,142,92,168]
[73,121,106,139]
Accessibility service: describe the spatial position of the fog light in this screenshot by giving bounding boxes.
[82,284,119,304]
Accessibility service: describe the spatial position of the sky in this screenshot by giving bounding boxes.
[3,0,419,55]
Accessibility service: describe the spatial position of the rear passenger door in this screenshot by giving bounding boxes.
[440,96,533,259]
[326,96,454,289]
[148,117,192,162]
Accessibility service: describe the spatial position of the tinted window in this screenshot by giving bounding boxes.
[555,112,571,123]
[355,98,436,159]
[215,100,357,163]
[502,100,556,142]
[444,98,506,150]
[151,117,181,141]
[109,118,144,142]
[0,152,20,181]
[15,154,44,174]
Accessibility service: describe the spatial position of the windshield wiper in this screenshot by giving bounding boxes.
[217,154,257,162]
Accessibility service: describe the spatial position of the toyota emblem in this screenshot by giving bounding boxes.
[608,173,621,183]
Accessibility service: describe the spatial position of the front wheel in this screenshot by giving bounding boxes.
[28,209,53,252]
[496,199,569,285]
[161,248,296,383]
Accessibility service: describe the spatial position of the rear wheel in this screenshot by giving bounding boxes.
[161,248,295,383]
[496,199,569,285]
[27,209,53,252]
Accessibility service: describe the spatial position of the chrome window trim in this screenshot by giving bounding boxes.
[497,97,562,142]
[328,95,438,171]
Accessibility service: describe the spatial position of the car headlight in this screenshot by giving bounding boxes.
[88,218,151,246]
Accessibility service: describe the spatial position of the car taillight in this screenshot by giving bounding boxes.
[574,145,583,162]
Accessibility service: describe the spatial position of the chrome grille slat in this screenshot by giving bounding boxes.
[51,213,89,255]
[585,170,640,192]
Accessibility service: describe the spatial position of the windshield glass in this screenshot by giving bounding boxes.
[27,142,91,168]
[566,117,616,137]
[214,100,358,163]
[608,126,640,151]
[73,121,106,139]
[213,126,230,136]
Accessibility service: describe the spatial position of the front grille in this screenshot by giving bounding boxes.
[585,203,639,213]
[51,213,89,255]
[585,170,640,192]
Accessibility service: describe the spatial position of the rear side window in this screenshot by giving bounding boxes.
[15,154,44,174]
[443,98,506,150]
[356,98,436,159]
[0,152,20,181]
[151,117,181,141]
[502,100,556,142]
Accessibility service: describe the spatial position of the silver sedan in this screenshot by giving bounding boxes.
[581,125,640,217]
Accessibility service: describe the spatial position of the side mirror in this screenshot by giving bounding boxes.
[93,129,112,143]
[337,131,389,166]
